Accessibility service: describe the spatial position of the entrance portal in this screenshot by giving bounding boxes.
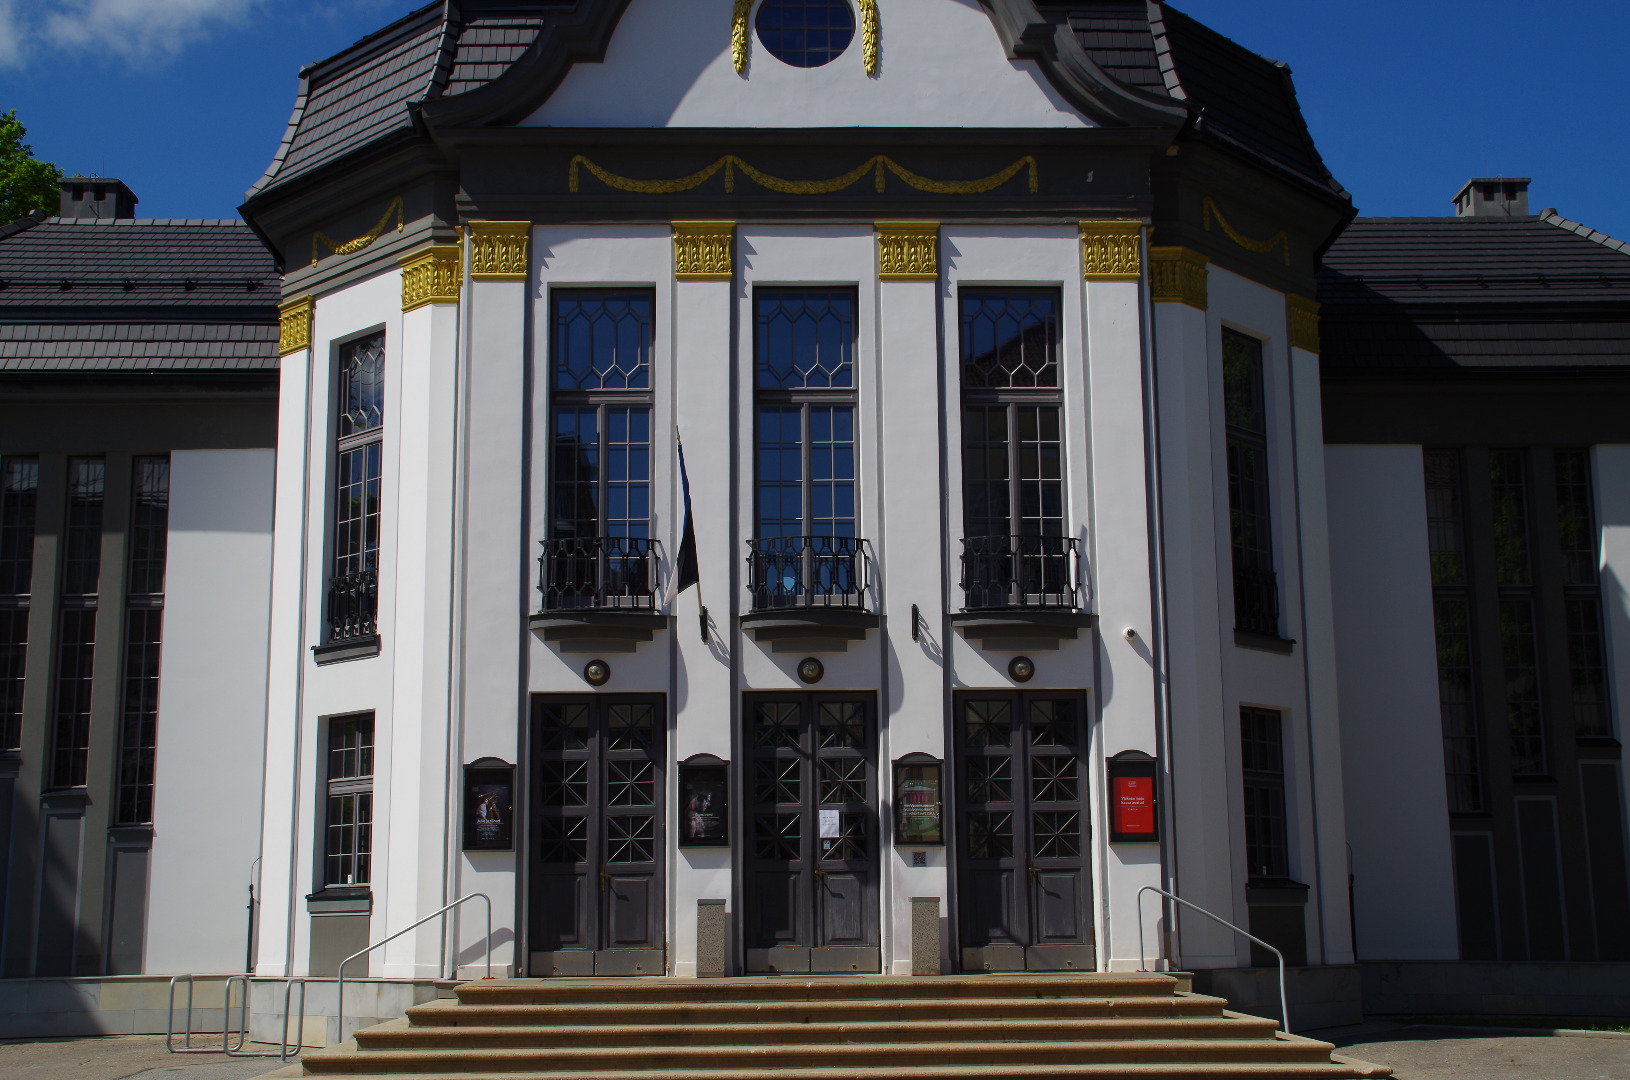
[743,693,880,973]
[528,694,666,975]
[954,692,1095,971]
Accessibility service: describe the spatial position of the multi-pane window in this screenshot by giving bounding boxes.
[959,289,1073,609]
[1223,330,1277,636]
[0,458,38,752]
[324,713,374,888]
[1424,449,1483,812]
[1555,450,1610,738]
[1240,706,1289,879]
[50,459,104,788]
[117,457,169,824]
[751,290,861,608]
[546,290,654,609]
[330,334,385,642]
[1490,450,1545,775]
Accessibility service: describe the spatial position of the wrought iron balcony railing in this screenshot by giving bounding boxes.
[747,535,872,612]
[960,534,1082,611]
[538,536,661,612]
[327,569,378,643]
[1233,564,1281,637]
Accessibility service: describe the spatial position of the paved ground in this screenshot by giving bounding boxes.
[1313,1021,1630,1080]
[0,1035,295,1080]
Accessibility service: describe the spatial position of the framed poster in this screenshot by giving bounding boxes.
[679,754,729,848]
[462,758,514,851]
[893,754,944,846]
[1107,750,1159,843]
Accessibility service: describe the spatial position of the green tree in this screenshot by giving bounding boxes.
[0,109,63,226]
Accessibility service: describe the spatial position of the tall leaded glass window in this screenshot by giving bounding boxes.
[1490,450,1545,774]
[1223,329,1278,636]
[325,713,374,887]
[1555,449,1610,738]
[117,457,169,824]
[330,334,385,643]
[1425,449,1482,812]
[51,458,104,788]
[0,458,37,752]
[1240,706,1289,879]
[545,290,654,609]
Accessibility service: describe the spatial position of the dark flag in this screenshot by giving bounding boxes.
[672,431,703,637]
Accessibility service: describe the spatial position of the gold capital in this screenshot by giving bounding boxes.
[875,222,939,281]
[399,245,462,311]
[468,221,530,281]
[1079,221,1142,280]
[1149,247,1208,310]
[673,221,734,281]
[1287,293,1320,354]
[278,296,313,356]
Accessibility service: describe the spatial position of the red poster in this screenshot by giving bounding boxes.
[1113,775,1155,835]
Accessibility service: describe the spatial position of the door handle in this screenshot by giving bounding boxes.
[599,868,611,891]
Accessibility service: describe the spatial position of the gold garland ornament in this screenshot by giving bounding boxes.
[859,0,879,75]
[570,154,1037,197]
[731,0,752,74]
[1201,196,1289,267]
[311,196,405,268]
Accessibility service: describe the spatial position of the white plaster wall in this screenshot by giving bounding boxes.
[528,0,1092,129]
[1324,444,1457,960]
[1594,447,1630,836]
[146,449,275,975]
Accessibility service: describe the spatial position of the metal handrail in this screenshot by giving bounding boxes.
[1137,885,1290,1033]
[336,892,492,1045]
[166,974,304,1060]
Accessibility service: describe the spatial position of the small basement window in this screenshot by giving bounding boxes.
[756,0,855,68]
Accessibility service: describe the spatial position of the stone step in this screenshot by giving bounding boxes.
[300,1036,1343,1073]
[451,974,1184,1006]
[295,1066,1388,1080]
[400,993,1233,1029]
[358,1015,1283,1050]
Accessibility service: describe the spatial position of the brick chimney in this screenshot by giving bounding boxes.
[58,178,138,219]
[1453,177,1531,218]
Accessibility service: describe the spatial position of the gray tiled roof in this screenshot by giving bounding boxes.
[1318,216,1630,372]
[0,215,280,372]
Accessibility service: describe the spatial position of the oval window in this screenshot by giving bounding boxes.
[755,0,855,69]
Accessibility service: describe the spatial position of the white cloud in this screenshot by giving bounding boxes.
[0,0,264,67]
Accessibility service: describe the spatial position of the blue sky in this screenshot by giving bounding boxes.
[2,1,1627,240]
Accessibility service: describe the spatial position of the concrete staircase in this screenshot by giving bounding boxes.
[295,974,1391,1079]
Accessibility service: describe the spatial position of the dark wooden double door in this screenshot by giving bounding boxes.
[529,695,665,975]
[955,692,1095,971]
[744,694,880,973]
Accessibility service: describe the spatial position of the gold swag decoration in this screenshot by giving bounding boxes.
[1202,196,1289,267]
[569,154,1037,197]
[311,196,404,268]
[734,0,880,76]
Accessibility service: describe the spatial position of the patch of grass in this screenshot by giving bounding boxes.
[1405,1014,1630,1033]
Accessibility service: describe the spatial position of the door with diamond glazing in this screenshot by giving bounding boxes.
[955,692,1093,971]
[744,693,879,973]
[529,695,665,976]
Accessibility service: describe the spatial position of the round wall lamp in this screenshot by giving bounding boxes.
[1008,656,1035,683]
[797,657,825,684]
[583,659,612,686]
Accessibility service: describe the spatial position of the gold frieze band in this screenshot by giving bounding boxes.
[876,222,938,281]
[1079,221,1142,280]
[1149,247,1208,310]
[399,246,462,311]
[278,296,313,356]
[570,154,1038,197]
[468,221,530,281]
[1287,293,1320,354]
[673,222,735,281]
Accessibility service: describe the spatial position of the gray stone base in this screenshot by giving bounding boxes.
[1361,960,1630,1018]
[1190,964,1362,1032]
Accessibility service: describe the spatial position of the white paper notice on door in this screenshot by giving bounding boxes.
[819,808,841,839]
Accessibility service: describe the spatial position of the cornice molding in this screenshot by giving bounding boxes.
[672,221,734,281]
[399,245,462,311]
[279,296,313,355]
[875,222,939,281]
[1287,293,1320,354]
[1149,247,1209,310]
[468,221,530,282]
[1079,220,1142,280]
